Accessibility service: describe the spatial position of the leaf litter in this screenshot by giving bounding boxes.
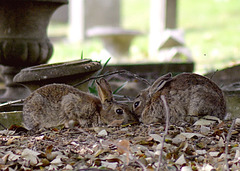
[0,118,240,170]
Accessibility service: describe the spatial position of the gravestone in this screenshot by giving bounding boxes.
[69,0,120,42]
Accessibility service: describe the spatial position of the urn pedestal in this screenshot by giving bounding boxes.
[0,0,68,101]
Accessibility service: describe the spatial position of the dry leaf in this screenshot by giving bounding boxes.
[209,151,219,157]
[98,129,108,136]
[175,154,186,165]
[21,148,40,166]
[117,139,130,165]
[149,134,163,143]
[194,119,216,126]
[101,161,118,170]
[181,166,192,171]
[181,132,205,139]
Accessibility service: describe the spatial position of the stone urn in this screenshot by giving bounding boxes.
[0,0,68,101]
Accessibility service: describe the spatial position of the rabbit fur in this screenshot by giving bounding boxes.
[23,78,137,130]
[133,73,226,125]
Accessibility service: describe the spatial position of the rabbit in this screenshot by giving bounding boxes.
[132,72,226,125]
[22,78,138,130]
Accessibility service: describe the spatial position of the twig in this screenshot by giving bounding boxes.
[73,70,150,88]
[73,70,127,87]
[157,95,170,170]
[121,70,150,86]
[0,99,25,108]
[0,122,7,130]
[225,119,236,171]
[210,69,218,80]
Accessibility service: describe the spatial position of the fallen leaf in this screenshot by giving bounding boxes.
[117,139,130,155]
[200,125,211,135]
[196,150,207,155]
[175,154,186,165]
[209,151,219,157]
[200,164,214,171]
[101,161,118,170]
[181,133,205,139]
[217,137,225,148]
[149,134,163,143]
[117,139,130,165]
[194,119,216,126]
[98,129,108,136]
[172,134,186,145]
[181,166,192,171]
[21,148,40,166]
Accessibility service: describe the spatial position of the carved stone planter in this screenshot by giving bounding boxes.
[0,0,68,101]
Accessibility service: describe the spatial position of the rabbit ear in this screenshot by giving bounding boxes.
[149,73,173,96]
[96,78,113,104]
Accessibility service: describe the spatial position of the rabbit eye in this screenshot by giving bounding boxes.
[116,109,123,115]
[134,101,140,108]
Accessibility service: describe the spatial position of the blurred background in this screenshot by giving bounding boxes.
[48,0,240,74]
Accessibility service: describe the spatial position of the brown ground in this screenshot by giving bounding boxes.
[0,117,239,170]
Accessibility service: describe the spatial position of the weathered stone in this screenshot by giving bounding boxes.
[0,111,23,130]
[205,64,240,119]
[222,84,240,119]
[0,0,68,101]
[205,64,240,87]
[13,59,101,92]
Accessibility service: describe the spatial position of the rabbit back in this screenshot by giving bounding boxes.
[134,73,226,125]
[23,84,101,130]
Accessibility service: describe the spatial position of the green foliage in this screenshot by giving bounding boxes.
[87,57,128,96]
[80,51,83,60]
[113,81,128,95]
[88,57,111,96]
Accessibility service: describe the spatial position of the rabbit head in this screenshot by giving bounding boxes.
[133,73,173,119]
[132,73,226,125]
[97,78,138,125]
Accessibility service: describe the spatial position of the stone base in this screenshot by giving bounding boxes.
[0,111,23,130]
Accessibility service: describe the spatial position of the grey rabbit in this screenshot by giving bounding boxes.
[133,73,226,125]
[23,78,137,130]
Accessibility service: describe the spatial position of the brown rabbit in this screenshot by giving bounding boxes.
[23,78,137,130]
[133,73,226,125]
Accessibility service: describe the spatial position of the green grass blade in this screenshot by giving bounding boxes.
[113,81,128,94]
